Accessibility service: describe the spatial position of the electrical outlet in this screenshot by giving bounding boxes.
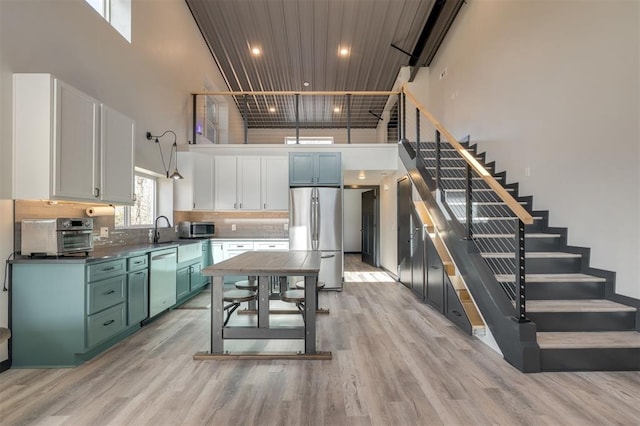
[100,227,109,238]
[231,224,236,231]
[525,167,531,177]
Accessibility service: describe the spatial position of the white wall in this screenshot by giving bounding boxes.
[344,189,368,252]
[0,0,242,363]
[379,159,406,275]
[409,0,640,298]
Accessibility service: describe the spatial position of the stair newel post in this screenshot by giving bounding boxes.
[435,130,441,191]
[515,219,529,322]
[415,108,421,167]
[464,163,473,240]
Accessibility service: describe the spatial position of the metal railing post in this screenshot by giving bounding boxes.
[435,130,441,190]
[465,163,473,240]
[515,219,528,322]
[192,94,197,144]
[346,94,352,144]
[295,93,300,144]
[243,94,248,144]
[415,107,420,163]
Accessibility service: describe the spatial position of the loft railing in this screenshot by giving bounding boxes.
[401,86,534,323]
[190,91,400,145]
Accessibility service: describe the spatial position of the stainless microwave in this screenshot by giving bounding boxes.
[21,218,94,256]
[178,221,215,238]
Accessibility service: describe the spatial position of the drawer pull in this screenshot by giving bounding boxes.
[451,310,462,317]
[133,260,144,265]
[134,271,144,276]
[268,245,276,248]
[102,266,116,272]
[103,290,116,295]
[103,319,115,326]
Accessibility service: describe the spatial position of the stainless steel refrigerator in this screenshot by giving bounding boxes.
[289,187,343,289]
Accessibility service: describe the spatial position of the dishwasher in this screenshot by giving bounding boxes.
[149,248,177,318]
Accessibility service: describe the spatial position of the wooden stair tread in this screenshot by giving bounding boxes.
[495,273,606,283]
[537,331,640,349]
[527,299,636,313]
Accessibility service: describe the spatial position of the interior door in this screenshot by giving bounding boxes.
[361,189,376,266]
[397,177,412,288]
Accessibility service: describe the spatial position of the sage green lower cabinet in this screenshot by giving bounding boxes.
[127,269,148,326]
[12,257,144,368]
[176,265,191,301]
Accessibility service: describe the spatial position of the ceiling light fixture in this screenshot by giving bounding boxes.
[334,107,341,113]
[338,47,350,57]
[251,47,261,55]
[269,107,276,112]
[146,130,184,180]
[358,171,366,180]
[303,81,310,87]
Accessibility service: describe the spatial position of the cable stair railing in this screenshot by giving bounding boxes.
[399,86,540,372]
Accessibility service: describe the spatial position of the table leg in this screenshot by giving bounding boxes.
[211,276,223,354]
[304,275,317,354]
[258,275,269,328]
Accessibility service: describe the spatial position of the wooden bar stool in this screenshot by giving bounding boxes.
[223,290,257,326]
[235,278,257,310]
[280,290,306,323]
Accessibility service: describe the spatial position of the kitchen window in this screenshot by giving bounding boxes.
[115,173,156,228]
[85,0,131,42]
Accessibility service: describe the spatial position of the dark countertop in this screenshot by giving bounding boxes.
[11,240,201,264]
[11,237,289,264]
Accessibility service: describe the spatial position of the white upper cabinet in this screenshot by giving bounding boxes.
[53,80,100,200]
[193,154,215,210]
[174,152,215,210]
[214,156,239,210]
[13,74,135,204]
[261,156,289,210]
[100,105,135,203]
[214,156,261,210]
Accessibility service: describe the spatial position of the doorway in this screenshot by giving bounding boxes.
[344,186,379,267]
[397,176,412,288]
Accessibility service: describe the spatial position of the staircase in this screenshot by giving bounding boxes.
[405,139,640,372]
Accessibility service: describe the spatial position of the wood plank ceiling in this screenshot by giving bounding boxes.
[185,0,462,129]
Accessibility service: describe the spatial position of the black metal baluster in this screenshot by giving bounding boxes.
[347,94,352,144]
[295,93,300,144]
[515,219,528,322]
[401,93,406,141]
[243,94,248,144]
[465,163,473,240]
[415,107,420,168]
[435,130,441,191]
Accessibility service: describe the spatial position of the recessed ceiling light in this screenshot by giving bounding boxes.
[334,107,341,113]
[303,81,310,87]
[251,47,261,55]
[269,107,276,112]
[338,47,350,57]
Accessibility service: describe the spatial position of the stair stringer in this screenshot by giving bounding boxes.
[400,141,541,372]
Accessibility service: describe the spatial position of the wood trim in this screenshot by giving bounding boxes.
[193,351,333,360]
[402,86,534,225]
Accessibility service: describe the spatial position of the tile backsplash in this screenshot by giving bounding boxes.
[174,210,289,238]
[14,200,290,254]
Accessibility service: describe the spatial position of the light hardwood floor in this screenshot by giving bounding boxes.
[1,254,639,425]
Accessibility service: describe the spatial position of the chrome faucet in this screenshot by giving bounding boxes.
[153,215,172,244]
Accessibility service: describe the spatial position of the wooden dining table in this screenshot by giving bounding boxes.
[194,250,332,360]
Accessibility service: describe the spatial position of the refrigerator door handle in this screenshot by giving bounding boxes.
[321,254,335,259]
